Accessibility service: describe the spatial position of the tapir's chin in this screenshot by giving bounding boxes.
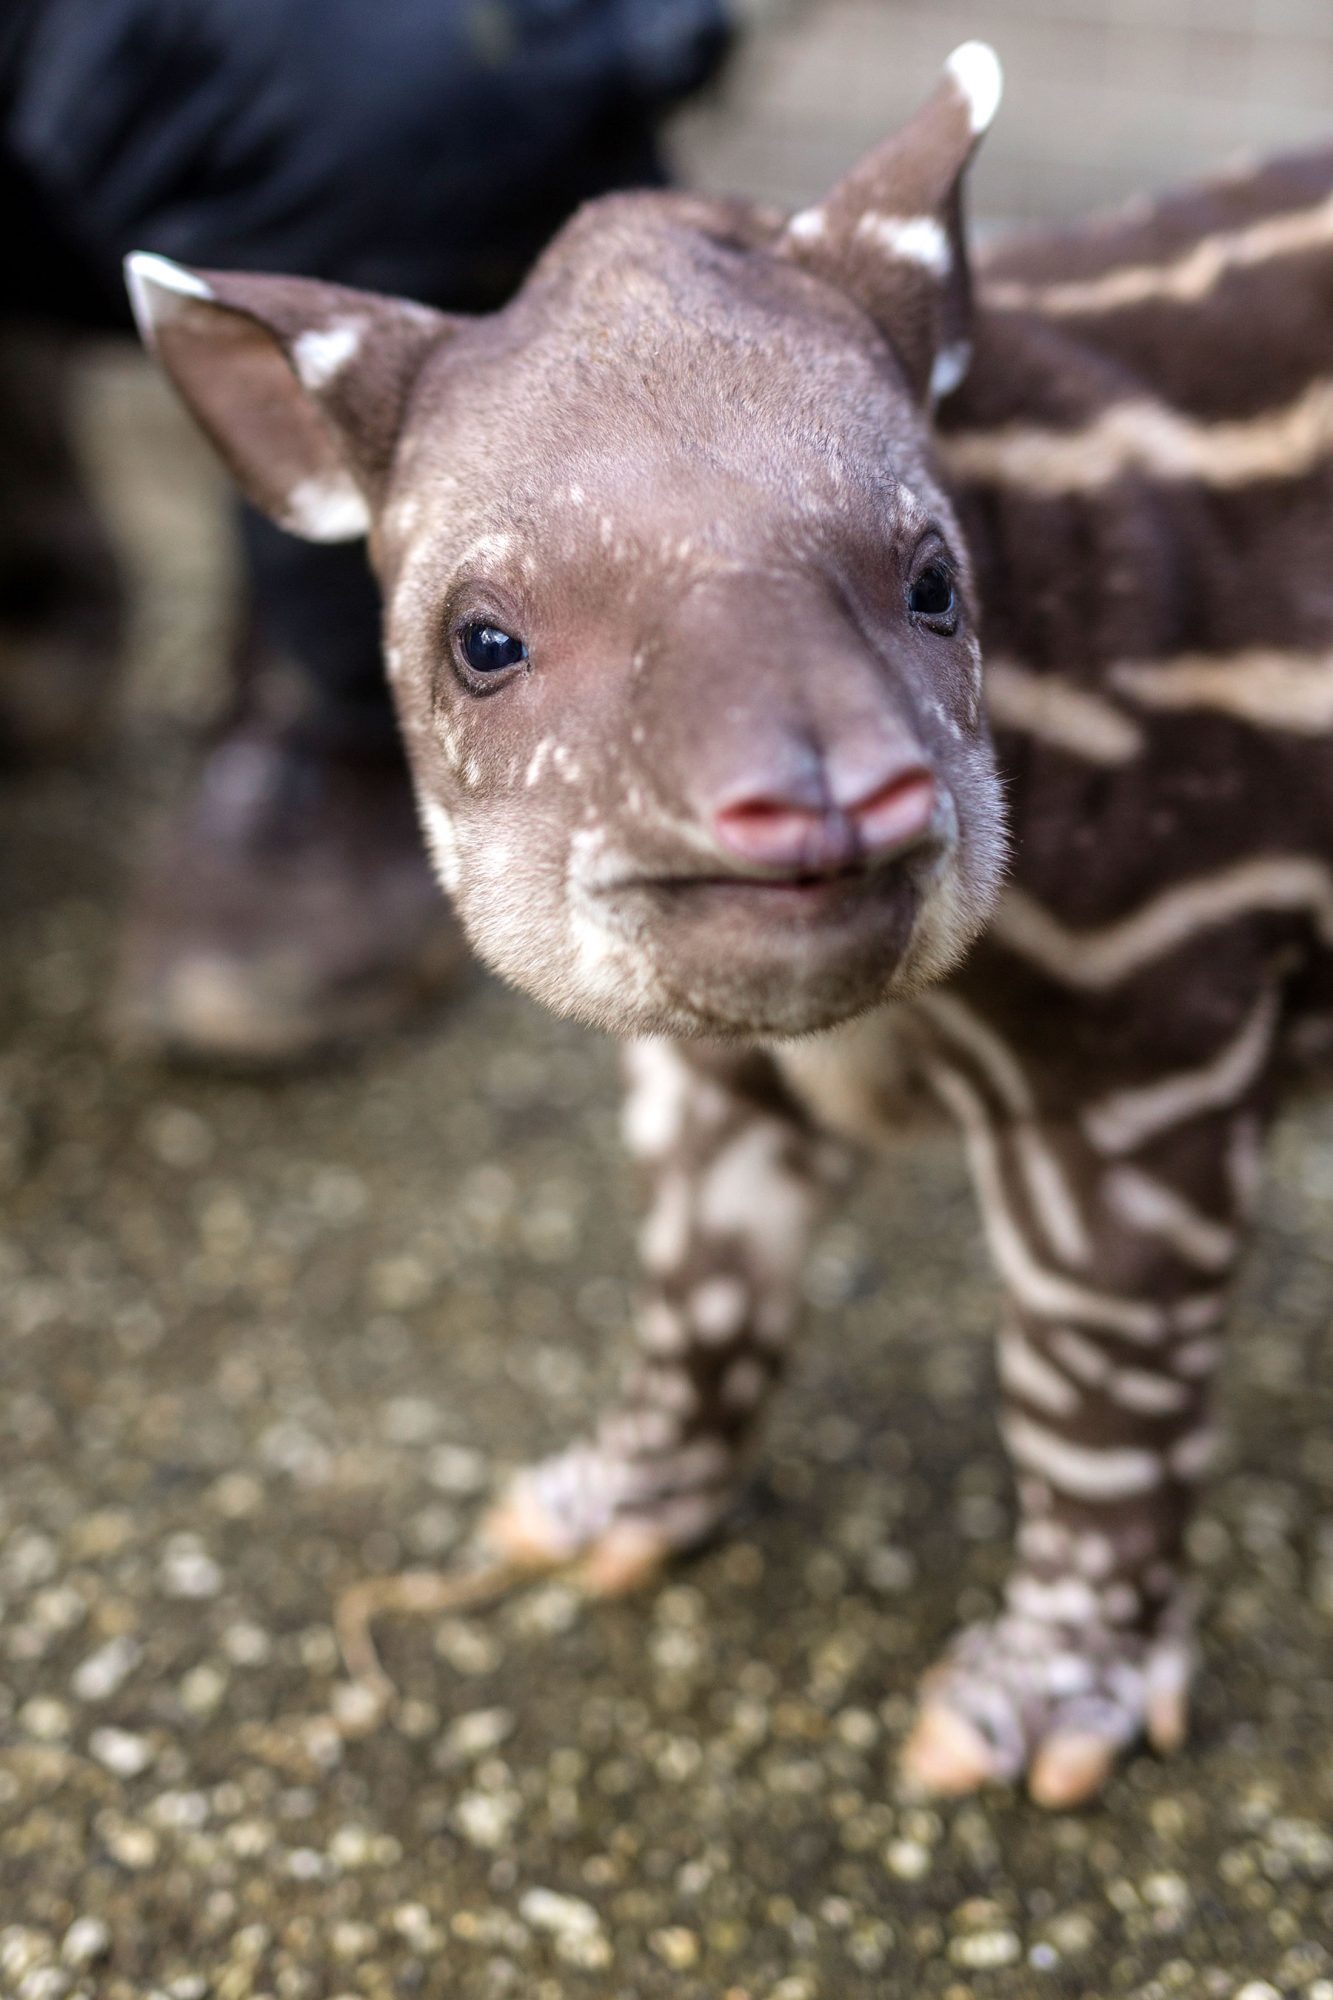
[590,857,933,1039]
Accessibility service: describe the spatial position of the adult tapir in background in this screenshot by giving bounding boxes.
[124,40,1333,1806]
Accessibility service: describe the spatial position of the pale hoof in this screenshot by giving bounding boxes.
[901,1703,998,1796]
[905,1609,1197,1806]
[1146,1677,1190,1754]
[478,1488,575,1573]
[1028,1729,1118,1810]
[576,1519,672,1597]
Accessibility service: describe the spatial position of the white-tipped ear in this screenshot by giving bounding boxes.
[945,41,1003,137]
[122,254,458,544]
[777,43,1002,404]
[125,251,215,348]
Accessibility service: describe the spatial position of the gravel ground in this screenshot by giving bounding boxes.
[4,173,1333,2000]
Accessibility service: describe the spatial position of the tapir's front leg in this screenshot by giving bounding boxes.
[485,1040,842,1593]
[904,1050,1262,1808]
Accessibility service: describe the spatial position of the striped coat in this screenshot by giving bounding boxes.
[129,49,1333,1808]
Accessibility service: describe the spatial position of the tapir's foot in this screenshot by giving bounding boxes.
[481,1441,734,1597]
[901,1610,1195,1808]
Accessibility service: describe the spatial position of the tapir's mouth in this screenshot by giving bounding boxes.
[628,865,889,917]
[590,847,939,967]
[596,836,943,913]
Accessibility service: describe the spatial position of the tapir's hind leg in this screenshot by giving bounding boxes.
[904,1061,1261,1807]
[484,1040,845,1594]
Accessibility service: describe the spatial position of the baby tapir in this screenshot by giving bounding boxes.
[126,40,1333,1806]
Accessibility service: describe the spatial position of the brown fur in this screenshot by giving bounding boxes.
[128,46,1333,1803]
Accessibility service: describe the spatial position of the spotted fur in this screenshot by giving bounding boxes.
[129,49,1333,1804]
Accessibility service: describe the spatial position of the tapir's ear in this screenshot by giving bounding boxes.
[779,41,1001,404]
[124,253,456,541]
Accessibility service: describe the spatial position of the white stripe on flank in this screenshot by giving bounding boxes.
[918,994,1092,1265]
[855,212,950,275]
[941,376,1333,496]
[1003,1411,1164,1499]
[927,1063,1164,1340]
[993,857,1333,989]
[985,658,1144,765]
[1083,989,1278,1155]
[998,1326,1081,1416]
[983,192,1333,318]
[1112,647,1333,733]
[1102,1166,1237,1271]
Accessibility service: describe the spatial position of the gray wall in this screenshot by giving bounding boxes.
[671,0,1333,226]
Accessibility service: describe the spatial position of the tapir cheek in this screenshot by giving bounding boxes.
[417,794,462,895]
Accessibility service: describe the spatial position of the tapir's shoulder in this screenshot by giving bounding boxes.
[948,142,1333,433]
[978,144,1333,297]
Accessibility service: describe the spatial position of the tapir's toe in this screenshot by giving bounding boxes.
[575,1519,673,1597]
[901,1703,999,1795]
[480,1442,680,1594]
[478,1487,572,1574]
[901,1611,1197,1808]
[1027,1730,1120,1809]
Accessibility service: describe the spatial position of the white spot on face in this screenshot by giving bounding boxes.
[855,212,951,275]
[418,795,460,893]
[456,531,515,570]
[291,318,363,390]
[385,645,403,681]
[567,484,586,507]
[390,493,421,537]
[284,473,370,542]
[945,39,1003,135]
[525,738,553,787]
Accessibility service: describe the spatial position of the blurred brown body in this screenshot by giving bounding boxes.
[128,52,1333,1804]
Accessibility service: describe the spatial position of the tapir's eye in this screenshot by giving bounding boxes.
[908,563,958,632]
[457,621,528,679]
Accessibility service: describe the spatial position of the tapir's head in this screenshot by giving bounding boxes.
[129,45,1009,1039]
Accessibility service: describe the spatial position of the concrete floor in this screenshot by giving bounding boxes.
[5,10,1333,1993]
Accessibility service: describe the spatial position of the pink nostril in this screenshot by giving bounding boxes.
[712,764,938,873]
[713,795,843,870]
[846,767,937,857]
